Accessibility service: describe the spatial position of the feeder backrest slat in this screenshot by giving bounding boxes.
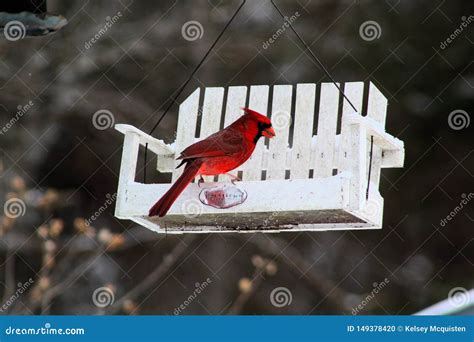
[218,86,248,181]
[290,83,316,179]
[200,87,225,138]
[224,86,248,126]
[199,87,225,182]
[338,82,365,173]
[339,82,365,208]
[240,85,270,181]
[314,83,340,178]
[267,85,293,180]
[173,88,201,181]
[366,83,388,187]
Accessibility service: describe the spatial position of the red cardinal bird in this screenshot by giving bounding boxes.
[149,108,275,217]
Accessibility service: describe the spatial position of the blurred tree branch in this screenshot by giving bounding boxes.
[106,235,197,315]
[249,234,349,312]
[227,256,276,314]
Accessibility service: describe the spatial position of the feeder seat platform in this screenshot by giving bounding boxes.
[114,82,404,234]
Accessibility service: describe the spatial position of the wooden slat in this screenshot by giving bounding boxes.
[240,85,269,181]
[224,86,247,126]
[116,132,140,217]
[314,83,340,178]
[290,84,316,179]
[367,82,387,125]
[199,87,225,138]
[172,88,200,181]
[366,82,388,188]
[267,85,293,180]
[338,82,365,209]
[219,86,248,181]
[199,87,225,182]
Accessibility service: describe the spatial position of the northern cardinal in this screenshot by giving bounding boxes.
[149,108,275,217]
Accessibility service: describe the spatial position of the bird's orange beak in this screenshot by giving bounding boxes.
[263,126,276,138]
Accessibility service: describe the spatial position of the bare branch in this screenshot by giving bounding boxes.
[249,234,349,312]
[106,235,198,315]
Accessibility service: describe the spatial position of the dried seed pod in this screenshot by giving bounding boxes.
[74,218,88,234]
[106,234,125,251]
[37,225,49,239]
[44,240,57,253]
[265,261,278,276]
[49,219,64,238]
[251,255,265,269]
[38,277,51,290]
[123,299,139,315]
[98,228,113,244]
[11,176,26,192]
[238,278,253,294]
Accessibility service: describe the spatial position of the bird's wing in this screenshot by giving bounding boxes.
[178,129,244,160]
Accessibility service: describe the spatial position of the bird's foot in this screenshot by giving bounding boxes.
[226,173,241,185]
[198,176,205,188]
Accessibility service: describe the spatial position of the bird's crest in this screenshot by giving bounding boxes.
[241,107,272,125]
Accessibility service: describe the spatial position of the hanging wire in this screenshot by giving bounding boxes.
[143,0,247,183]
[144,0,360,183]
[366,135,374,200]
[269,0,359,113]
[270,1,374,199]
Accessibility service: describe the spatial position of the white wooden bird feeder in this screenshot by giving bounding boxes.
[114,81,404,234]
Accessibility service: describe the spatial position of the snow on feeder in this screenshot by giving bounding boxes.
[114,81,405,233]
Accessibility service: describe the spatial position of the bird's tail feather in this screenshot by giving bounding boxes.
[149,160,202,217]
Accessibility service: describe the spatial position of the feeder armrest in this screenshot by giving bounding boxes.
[345,114,404,151]
[115,124,174,156]
[345,114,404,168]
